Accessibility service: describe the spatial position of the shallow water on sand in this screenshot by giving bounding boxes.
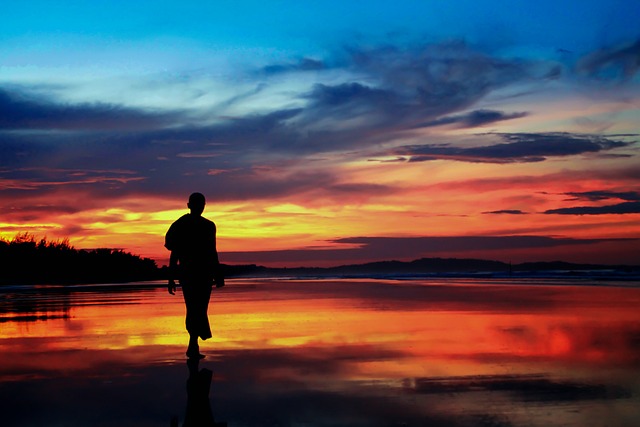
[1,278,639,426]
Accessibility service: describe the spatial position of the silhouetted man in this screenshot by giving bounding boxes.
[165,192,223,358]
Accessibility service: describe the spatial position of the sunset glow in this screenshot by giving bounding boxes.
[2,279,640,426]
[1,279,640,370]
[1,1,639,266]
[3,279,640,381]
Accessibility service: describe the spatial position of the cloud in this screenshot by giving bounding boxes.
[262,57,326,74]
[543,190,640,215]
[332,235,628,254]
[0,107,326,203]
[297,42,532,132]
[304,82,398,120]
[6,43,529,204]
[0,87,177,131]
[544,201,640,215]
[392,132,631,163]
[425,167,640,194]
[483,210,528,215]
[578,39,640,80]
[328,183,393,194]
[416,109,528,128]
[563,190,640,202]
[0,40,633,216]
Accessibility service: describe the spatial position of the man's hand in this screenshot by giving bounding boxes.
[168,279,177,295]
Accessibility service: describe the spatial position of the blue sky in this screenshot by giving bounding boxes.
[3,1,639,64]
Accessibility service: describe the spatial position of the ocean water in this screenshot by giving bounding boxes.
[1,277,639,426]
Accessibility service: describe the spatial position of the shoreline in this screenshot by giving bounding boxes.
[1,273,640,292]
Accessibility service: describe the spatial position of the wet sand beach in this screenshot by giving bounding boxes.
[1,278,639,426]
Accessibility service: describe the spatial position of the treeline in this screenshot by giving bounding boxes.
[0,234,160,285]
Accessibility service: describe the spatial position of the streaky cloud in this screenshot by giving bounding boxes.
[563,190,640,202]
[544,201,640,215]
[329,183,394,194]
[416,109,528,128]
[332,235,627,253]
[0,87,177,131]
[578,39,640,80]
[297,42,533,132]
[262,57,326,75]
[393,132,631,163]
[483,210,528,215]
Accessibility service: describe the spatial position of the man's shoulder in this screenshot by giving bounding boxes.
[200,216,215,226]
[173,214,215,228]
[168,214,190,229]
[197,216,216,233]
[174,213,192,223]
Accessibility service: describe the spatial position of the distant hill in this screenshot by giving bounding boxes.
[219,257,640,278]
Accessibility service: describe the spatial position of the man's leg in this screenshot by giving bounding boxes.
[182,281,212,358]
[187,333,203,358]
[183,283,202,358]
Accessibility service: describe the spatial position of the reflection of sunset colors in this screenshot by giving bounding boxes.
[2,280,640,381]
[2,279,640,425]
[1,1,639,266]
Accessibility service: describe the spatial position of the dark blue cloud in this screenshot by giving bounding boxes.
[544,201,640,215]
[393,133,631,163]
[416,109,528,128]
[297,42,532,131]
[307,82,396,109]
[262,57,326,74]
[544,190,640,215]
[483,210,528,215]
[578,39,640,80]
[0,87,176,131]
[563,191,640,202]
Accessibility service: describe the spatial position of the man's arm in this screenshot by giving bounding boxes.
[168,250,178,295]
[165,221,179,295]
[212,223,220,266]
[211,223,224,288]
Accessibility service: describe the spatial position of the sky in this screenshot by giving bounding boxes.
[1,0,639,267]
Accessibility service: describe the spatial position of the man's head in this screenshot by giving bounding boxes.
[187,192,206,216]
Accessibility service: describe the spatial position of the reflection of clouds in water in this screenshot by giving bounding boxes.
[495,323,640,366]
[3,279,638,322]
[222,279,574,313]
[2,280,640,426]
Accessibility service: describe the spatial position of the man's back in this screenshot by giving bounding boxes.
[165,213,218,281]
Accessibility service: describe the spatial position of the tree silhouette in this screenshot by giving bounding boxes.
[0,233,160,286]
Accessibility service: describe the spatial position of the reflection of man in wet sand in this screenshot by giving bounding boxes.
[165,192,223,359]
[171,358,227,427]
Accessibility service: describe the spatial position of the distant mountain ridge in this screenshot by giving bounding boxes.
[220,257,639,278]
